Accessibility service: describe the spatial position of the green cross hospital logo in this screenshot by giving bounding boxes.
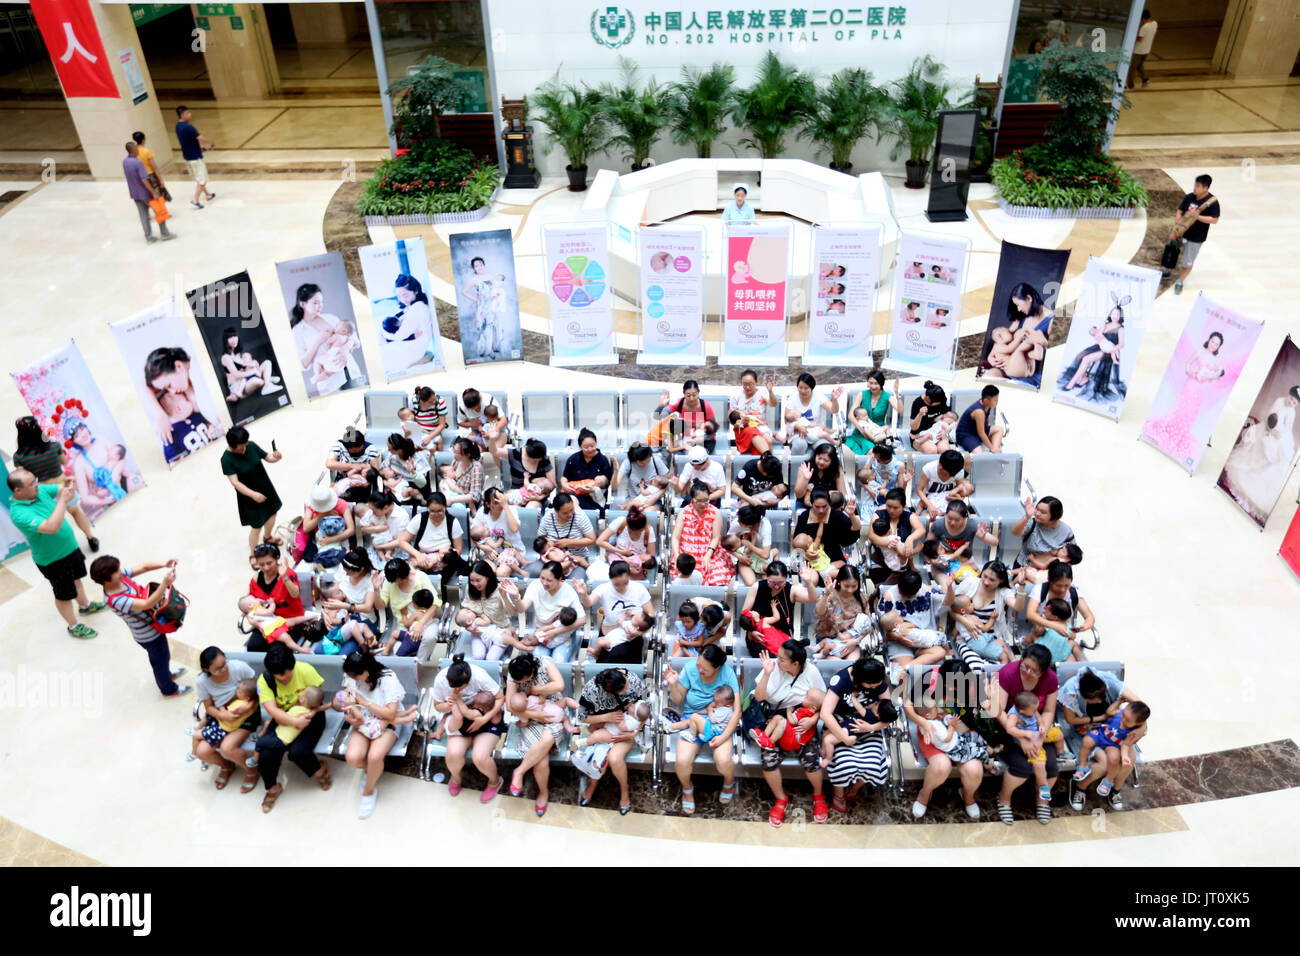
[591,6,636,47]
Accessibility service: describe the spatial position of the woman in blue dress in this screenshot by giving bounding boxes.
[721,183,756,224]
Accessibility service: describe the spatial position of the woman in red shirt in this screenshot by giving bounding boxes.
[246,543,315,649]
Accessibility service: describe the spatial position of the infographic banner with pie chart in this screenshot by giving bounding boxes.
[884,231,970,380]
[721,221,790,366]
[543,223,616,366]
[806,224,882,367]
[638,225,705,364]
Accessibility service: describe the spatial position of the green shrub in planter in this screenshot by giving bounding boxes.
[991,145,1148,210]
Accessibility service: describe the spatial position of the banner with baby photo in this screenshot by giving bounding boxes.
[638,224,706,364]
[186,271,292,428]
[274,251,371,399]
[449,228,524,365]
[543,222,617,366]
[1051,257,1160,421]
[974,240,1071,391]
[1139,293,1264,475]
[357,236,445,382]
[883,230,969,380]
[805,223,882,367]
[1215,336,1300,528]
[719,220,790,366]
[10,340,146,522]
[109,299,226,468]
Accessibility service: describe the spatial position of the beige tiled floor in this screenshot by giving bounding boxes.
[1115,88,1284,136]
[0,107,83,152]
[1220,86,1300,130]
[242,106,389,150]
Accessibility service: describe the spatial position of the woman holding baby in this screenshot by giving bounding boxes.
[504,654,575,817]
[289,282,364,396]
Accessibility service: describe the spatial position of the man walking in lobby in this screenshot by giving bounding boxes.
[175,105,217,209]
[124,141,175,244]
[1170,174,1219,295]
[1128,9,1157,89]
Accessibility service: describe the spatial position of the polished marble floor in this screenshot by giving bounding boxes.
[0,156,1297,863]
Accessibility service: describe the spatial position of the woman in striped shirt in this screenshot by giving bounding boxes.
[13,415,98,550]
[410,386,447,449]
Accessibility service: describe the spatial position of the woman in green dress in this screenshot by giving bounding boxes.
[845,370,902,457]
[221,425,284,554]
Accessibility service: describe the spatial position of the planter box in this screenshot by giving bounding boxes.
[362,187,499,227]
[996,197,1138,219]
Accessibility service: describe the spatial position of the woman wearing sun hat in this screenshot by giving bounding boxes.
[722,182,756,223]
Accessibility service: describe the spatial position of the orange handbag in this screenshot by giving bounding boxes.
[149,196,170,223]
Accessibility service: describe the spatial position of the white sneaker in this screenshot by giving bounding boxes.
[911,800,927,819]
[359,792,377,819]
[965,803,981,820]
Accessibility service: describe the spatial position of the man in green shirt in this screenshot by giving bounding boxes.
[6,469,105,638]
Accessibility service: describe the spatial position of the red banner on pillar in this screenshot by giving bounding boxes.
[30,0,119,99]
[1281,504,1300,583]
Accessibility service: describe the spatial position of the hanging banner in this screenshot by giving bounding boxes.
[806,223,882,367]
[1139,293,1264,475]
[638,225,705,365]
[1281,503,1300,582]
[30,0,119,99]
[109,299,226,467]
[186,271,291,428]
[357,237,445,382]
[974,240,1071,391]
[1216,337,1300,528]
[11,341,146,522]
[1052,257,1161,421]
[449,228,524,365]
[720,221,790,366]
[274,251,371,400]
[883,231,969,380]
[543,223,617,366]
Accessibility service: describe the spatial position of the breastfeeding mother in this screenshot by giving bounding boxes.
[845,370,902,457]
[994,643,1058,825]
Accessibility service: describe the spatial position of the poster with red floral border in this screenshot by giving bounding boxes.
[11,340,145,521]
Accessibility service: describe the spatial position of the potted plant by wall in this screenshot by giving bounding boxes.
[800,67,889,174]
[600,59,672,171]
[386,54,476,151]
[531,72,609,191]
[883,55,966,188]
[667,62,736,159]
[732,51,815,159]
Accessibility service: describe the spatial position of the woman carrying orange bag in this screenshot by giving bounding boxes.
[124,140,176,243]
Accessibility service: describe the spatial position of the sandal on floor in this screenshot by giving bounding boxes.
[769,797,790,828]
[316,766,333,791]
[1072,766,1091,782]
[831,795,848,814]
[997,802,1014,825]
[448,779,462,797]
[239,769,259,794]
[535,791,548,817]
[812,794,829,823]
[681,787,696,814]
[719,781,736,805]
[261,784,282,813]
[214,767,233,790]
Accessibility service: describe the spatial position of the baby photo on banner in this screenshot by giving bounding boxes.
[1140,293,1264,475]
[275,251,370,399]
[1051,257,1161,421]
[109,299,226,467]
[11,341,145,521]
[186,271,291,428]
[885,231,968,379]
[1216,336,1300,528]
[450,228,523,365]
[638,225,705,365]
[357,237,444,381]
[974,240,1071,391]
[806,224,881,367]
[720,221,790,366]
[543,223,616,366]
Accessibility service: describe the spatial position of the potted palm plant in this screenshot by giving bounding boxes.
[732,51,815,159]
[600,59,672,171]
[386,54,476,150]
[800,67,889,173]
[531,72,609,191]
[883,55,967,188]
[667,62,736,158]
